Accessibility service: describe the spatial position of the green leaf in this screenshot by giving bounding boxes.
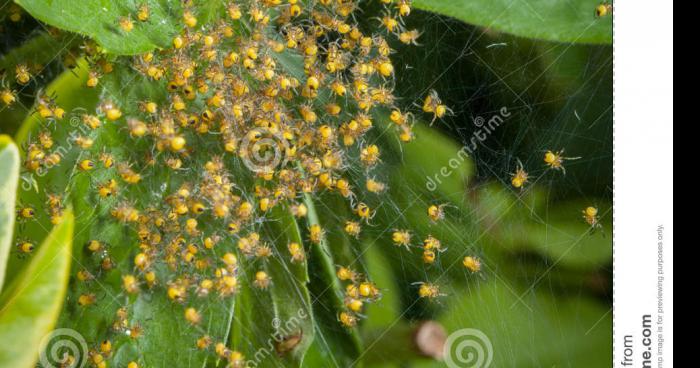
[0,209,74,368]
[0,136,20,292]
[413,281,611,367]
[510,200,612,270]
[14,0,184,55]
[363,238,611,367]
[476,184,612,270]
[302,194,364,367]
[262,205,315,365]
[412,0,612,44]
[229,205,316,367]
[378,115,474,209]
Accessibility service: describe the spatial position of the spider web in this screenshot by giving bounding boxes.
[338,9,614,368]
[0,4,613,367]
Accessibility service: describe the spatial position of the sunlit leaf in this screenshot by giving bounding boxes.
[0,136,20,292]
[0,210,73,368]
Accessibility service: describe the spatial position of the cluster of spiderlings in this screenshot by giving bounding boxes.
[10,0,498,364]
[336,266,380,327]
[75,307,145,368]
[10,2,604,363]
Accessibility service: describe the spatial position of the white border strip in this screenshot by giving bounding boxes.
[614,1,673,367]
